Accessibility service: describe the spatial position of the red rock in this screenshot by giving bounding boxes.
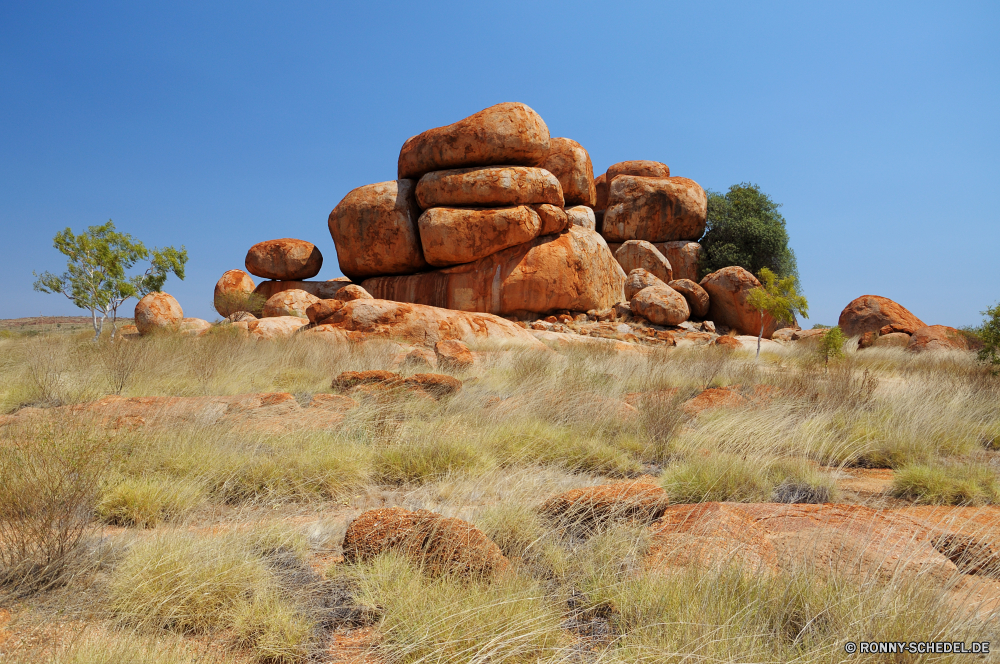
[712,335,742,350]
[343,507,508,577]
[606,160,670,184]
[417,205,543,267]
[363,226,625,316]
[533,204,568,235]
[135,292,183,335]
[565,206,596,230]
[435,339,475,370]
[609,241,702,283]
[668,279,710,318]
[398,102,549,180]
[396,346,438,370]
[244,238,322,281]
[331,370,402,392]
[253,279,347,303]
[313,299,546,348]
[837,295,926,338]
[246,316,308,340]
[178,318,211,337]
[328,179,429,280]
[395,373,463,399]
[906,325,981,352]
[603,176,707,243]
[213,269,256,317]
[614,240,673,284]
[791,329,827,344]
[415,166,563,208]
[874,332,911,348]
[630,284,690,326]
[306,299,345,325]
[536,137,596,206]
[624,268,666,300]
[594,173,608,211]
[681,386,746,416]
[261,289,320,318]
[700,266,779,338]
[540,479,669,527]
[333,284,373,301]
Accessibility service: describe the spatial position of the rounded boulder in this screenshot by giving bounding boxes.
[261,289,320,319]
[418,205,542,267]
[700,266,778,338]
[615,240,673,284]
[625,268,666,300]
[668,279,710,318]
[213,269,256,317]
[630,284,690,326]
[245,239,323,281]
[536,137,596,207]
[606,159,670,183]
[416,166,563,209]
[838,295,926,338]
[906,325,981,352]
[135,292,183,335]
[603,176,707,243]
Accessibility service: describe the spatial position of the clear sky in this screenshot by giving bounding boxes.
[2,1,997,326]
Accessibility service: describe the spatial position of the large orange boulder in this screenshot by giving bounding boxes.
[417,205,543,267]
[541,479,669,528]
[415,166,563,209]
[605,160,670,183]
[565,206,596,230]
[244,238,322,281]
[343,507,508,578]
[906,325,981,352]
[246,316,308,340]
[213,269,256,317]
[253,279,349,304]
[397,102,550,180]
[668,279,710,318]
[614,240,673,284]
[363,226,625,316]
[135,292,183,335]
[630,284,690,326]
[306,299,345,325]
[838,295,926,338]
[536,137,596,206]
[624,268,666,300]
[700,266,778,337]
[603,176,707,242]
[328,179,428,280]
[309,299,546,348]
[261,289,319,319]
[609,241,702,282]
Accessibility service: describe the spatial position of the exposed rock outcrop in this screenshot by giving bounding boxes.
[700,266,778,338]
[838,295,925,338]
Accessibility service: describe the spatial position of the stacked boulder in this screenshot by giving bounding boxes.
[328,103,626,318]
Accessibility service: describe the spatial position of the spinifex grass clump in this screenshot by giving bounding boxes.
[891,463,1000,505]
[660,453,839,504]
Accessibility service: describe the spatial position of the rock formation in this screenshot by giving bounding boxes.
[135,292,183,335]
[700,266,778,338]
[245,239,323,281]
[838,295,926,338]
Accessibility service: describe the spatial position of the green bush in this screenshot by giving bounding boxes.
[974,302,1000,373]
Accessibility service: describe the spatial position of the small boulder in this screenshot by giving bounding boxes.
[135,292,183,335]
[418,205,543,267]
[398,102,550,180]
[533,204,568,235]
[343,507,508,578]
[178,318,211,337]
[434,339,475,370]
[213,269,256,317]
[712,335,742,350]
[306,299,345,325]
[245,239,323,281]
[682,387,746,416]
[603,176,707,243]
[396,373,463,399]
[615,240,673,284]
[565,205,596,230]
[416,166,563,208]
[332,370,402,392]
[261,289,320,319]
[668,279,710,318]
[624,268,666,300]
[874,332,911,348]
[906,325,980,352]
[246,316,308,340]
[700,267,779,338]
[631,284,690,326]
[328,179,429,281]
[838,295,925,338]
[333,284,373,302]
[540,480,669,528]
[606,160,670,184]
[536,137,596,207]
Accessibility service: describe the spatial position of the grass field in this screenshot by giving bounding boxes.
[0,327,998,662]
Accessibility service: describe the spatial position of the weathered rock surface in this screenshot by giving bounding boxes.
[565,205,596,230]
[533,204,568,235]
[873,331,911,348]
[306,299,345,325]
[668,279,710,318]
[907,325,980,352]
[415,166,563,208]
[247,316,308,340]
[253,280,348,303]
[308,299,546,348]
[178,318,211,337]
[605,160,670,183]
[135,292,183,335]
[700,267,779,338]
[603,176,707,242]
[609,241,702,282]
[536,137,596,206]
[712,335,742,350]
[624,268,666,300]
[333,284,373,302]
[343,507,508,577]
[363,226,625,316]
[418,205,543,267]
[214,270,256,317]
[435,339,475,370]
[594,173,608,211]
[245,238,323,281]
[328,179,429,280]
[838,295,926,338]
[615,240,673,284]
[540,479,669,528]
[630,284,690,326]
[398,102,550,180]
[261,289,320,319]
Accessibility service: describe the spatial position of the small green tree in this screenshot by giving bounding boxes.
[746,267,809,359]
[976,302,1000,374]
[699,183,799,281]
[819,326,847,365]
[33,221,187,341]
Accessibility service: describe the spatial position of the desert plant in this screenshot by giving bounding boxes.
[819,326,847,365]
[96,476,205,527]
[975,301,1000,374]
[746,267,808,359]
[661,454,838,504]
[891,463,1000,505]
[97,337,149,394]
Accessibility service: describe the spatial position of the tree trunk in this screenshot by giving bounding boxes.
[92,313,105,343]
[756,321,764,360]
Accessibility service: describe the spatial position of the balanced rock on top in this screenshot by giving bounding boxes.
[603,176,707,243]
[606,160,671,183]
[245,238,323,281]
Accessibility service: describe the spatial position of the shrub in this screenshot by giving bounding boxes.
[96,477,204,528]
[891,464,1000,505]
[974,301,1000,373]
[819,326,847,365]
[661,454,838,504]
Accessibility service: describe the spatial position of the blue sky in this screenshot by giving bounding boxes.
[2,1,997,326]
